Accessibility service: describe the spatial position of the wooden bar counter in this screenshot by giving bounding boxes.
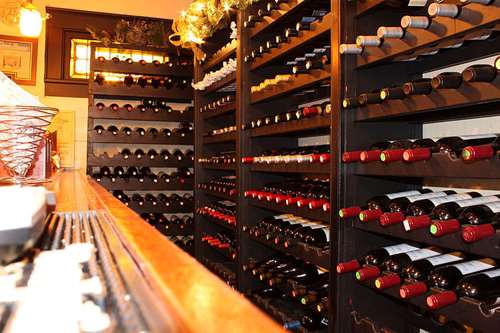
[46,170,286,333]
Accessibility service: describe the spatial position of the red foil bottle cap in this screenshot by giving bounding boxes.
[359,209,383,222]
[375,274,401,290]
[274,194,288,204]
[380,212,405,226]
[285,197,301,206]
[355,266,381,281]
[242,156,255,164]
[257,192,266,200]
[399,282,428,299]
[380,149,405,163]
[403,215,432,231]
[403,148,432,162]
[322,202,331,212]
[266,193,277,201]
[336,260,361,273]
[309,199,327,210]
[339,206,361,218]
[360,150,382,163]
[426,291,458,310]
[342,151,362,163]
[319,153,330,163]
[243,190,254,198]
[297,198,313,207]
[462,224,495,243]
[430,219,461,237]
[462,144,494,161]
[310,154,321,163]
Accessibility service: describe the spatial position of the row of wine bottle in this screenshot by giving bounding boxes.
[202,258,236,288]
[93,124,193,137]
[342,134,500,164]
[340,2,498,55]
[140,213,193,230]
[242,145,330,165]
[205,125,237,137]
[243,101,331,130]
[197,201,237,226]
[96,55,192,67]
[244,179,330,212]
[337,244,500,310]
[199,95,234,113]
[95,101,191,114]
[343,62,500,109]
[198,152,236,165]
[340,188,500,243]
[94,72,191,89]
[97,149,194,161]
[168,235,194,250]
[92,168,193,184]
[113,191,193,207]
[198,176,237,197]
[247,214,330,249]
[201,233,237,260]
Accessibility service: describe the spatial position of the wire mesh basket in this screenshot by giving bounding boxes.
[0,105,58,184]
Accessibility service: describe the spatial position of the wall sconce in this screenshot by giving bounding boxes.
[19,1,43,37]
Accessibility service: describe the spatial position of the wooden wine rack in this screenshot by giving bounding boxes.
[86,43,194,248]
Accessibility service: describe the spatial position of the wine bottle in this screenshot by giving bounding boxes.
[300,283,329,305]
[458,201,500,243]
[380,86,405,101]
[107,125,119,135]
[121,148,131,159]
[342,141,392,163]
[145,193,158,206]
[400,16,431,30]
[94,125,105,134]
[122,127,132,136]
[95,102,105,111]
[148,128,159,137]
[336,243,419,273]
[462,136,500,161]
[425,259,496,309]
[371,139,413,163]
[132,193,145,206]
[124,74,134,86]
[431,72,463,89]
[110,103,119,111]
[134,149,145,159]
[113,166,125,177]
[136,127,146,136]
[403,78,433,95]
[147,149,158,160]
[94,73,105,85]
[339,189,433,219]
[137,76,148,88]
[379,191,456,226]
[127,166,138,177]
[405,192,481,217]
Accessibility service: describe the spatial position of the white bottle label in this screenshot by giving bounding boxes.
[407,192,449,203]
[318,227,330,242]
[408,0,428,6]
[456,196,500,208]
[428,193,473,206]
[485,201,500,213]
[386,190,422,200]
[406,248,440,261]
[426,254,462,266]
[458,134,497,140]
[484,268,500,278]
[452,260,494,275]
[383,243,419,255]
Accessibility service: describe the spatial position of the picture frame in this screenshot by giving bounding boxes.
[0,34,38,86]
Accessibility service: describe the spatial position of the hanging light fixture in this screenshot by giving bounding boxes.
[18,1,43,37]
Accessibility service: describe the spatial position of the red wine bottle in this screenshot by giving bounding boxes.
[405,192,481,217]
[462,64,497,83]
[336,243,419,274]
[431,72,463,89]
[426,259,496,309]
[459,201,500,243]
[342,141,392,163]
[339,189,432,220]
[462,136,500,161]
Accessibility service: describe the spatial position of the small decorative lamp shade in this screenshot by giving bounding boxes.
[19,3,43,37]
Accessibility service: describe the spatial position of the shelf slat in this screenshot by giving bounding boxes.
[200,188,237,201]
[128,201,194,214]
[250,116,330,137]
[202,73,237,95]
[250,13,331,71]
[203,132,237,144]
[251,66,331,104]
[200,214,237,232]
[89,82,193,100]
[90,59,193,76]
[202,43,237,72]
[201,102,236,120]
[199,163,236,171]
[95,177,194,191]
[249,198,330,223]
[87,154,194,168]
[249,0,307,39]
[250,162,330,174]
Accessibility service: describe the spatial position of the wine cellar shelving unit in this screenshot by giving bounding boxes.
[86,44,195,253]
[193,0,500,332]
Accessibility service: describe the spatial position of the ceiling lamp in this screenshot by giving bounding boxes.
[19,1,43,37]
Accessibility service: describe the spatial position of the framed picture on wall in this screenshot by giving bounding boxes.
[0,34,37,86]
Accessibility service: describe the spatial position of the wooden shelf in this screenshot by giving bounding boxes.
[88,154,193,168]
[89,107,193,122]
[356,1,500,68]
[202,43,237,72]
[249,162,330,174]
[351,153,500,186]
[354,76,500,121]
[90,82,193,101]
[88,131,193,145]
[203,73,237,95]
[203,132,237,144]
[249,0,308,39]
[95,177,194,191]
[251,66,330,104]
[248,233,330,270]
[355,0,385,17]
[250,116,330,137]
[90,59,193,76]
[352,217,500,261]
[249,198,329,223]
[199,163,236,171]
[250,13,331,71]
[200,214,237,232]
[202,242,236,262]
[128,201,194,214]
[357,277,500,333]
[201,102,236,120]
